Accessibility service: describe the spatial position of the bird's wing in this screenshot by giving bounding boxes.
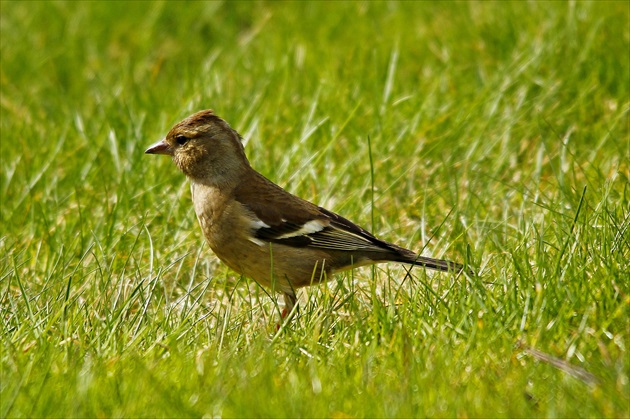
[233,173,400,254]
[252,208,399,254]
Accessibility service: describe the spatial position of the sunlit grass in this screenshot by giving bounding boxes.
[1,1,628,417]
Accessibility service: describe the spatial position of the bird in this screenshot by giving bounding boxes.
[146,109,468,316]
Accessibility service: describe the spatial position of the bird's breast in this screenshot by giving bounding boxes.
[190,182,252,247]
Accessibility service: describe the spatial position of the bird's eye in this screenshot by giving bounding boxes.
[175,135,189,145]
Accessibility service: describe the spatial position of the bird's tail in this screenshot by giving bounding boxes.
[409,255,464,273]
[393,249,473,276]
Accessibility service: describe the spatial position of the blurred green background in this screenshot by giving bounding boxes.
[2,1,628,417]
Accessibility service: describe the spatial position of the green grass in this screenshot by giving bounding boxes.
[2,1,628,417]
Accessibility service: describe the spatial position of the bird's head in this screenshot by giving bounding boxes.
[146,110,250,185]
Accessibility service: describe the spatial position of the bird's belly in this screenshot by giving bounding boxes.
[207,232,333,294]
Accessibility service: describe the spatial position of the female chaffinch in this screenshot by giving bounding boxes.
[146,110,468,315]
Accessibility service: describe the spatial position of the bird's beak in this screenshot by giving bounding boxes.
[145,139,173,156]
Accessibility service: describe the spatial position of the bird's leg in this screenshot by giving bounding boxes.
[275,291,298,331]
[281,291,298,319]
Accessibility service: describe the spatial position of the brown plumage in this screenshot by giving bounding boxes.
[146,109,468,315]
